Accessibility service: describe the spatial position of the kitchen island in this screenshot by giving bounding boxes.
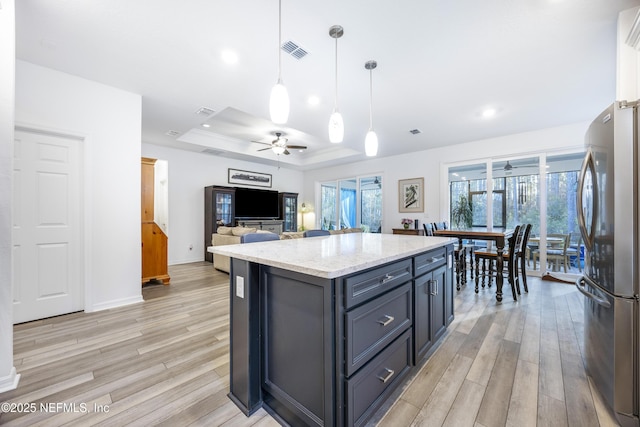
[210,233,456,427]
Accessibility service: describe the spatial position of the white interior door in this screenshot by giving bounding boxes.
[13,130,83,324]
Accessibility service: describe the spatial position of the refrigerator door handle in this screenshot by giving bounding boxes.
[576,150,598,252]
[575,276,611,308]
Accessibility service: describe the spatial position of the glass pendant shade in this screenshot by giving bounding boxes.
[272,145,286,155]
[365,130,378,156]
[328,109,344,143]
[270,79,289,124]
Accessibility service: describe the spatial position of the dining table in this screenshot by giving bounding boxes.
[433,228,514,302]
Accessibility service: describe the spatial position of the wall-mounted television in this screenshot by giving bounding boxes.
[234,187,280,219]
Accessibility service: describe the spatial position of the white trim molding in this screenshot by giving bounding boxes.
[0,367,20,393]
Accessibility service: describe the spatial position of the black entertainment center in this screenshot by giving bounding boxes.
[203,185,298,262]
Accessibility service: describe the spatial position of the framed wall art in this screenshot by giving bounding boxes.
[398,177,424,213]
[228,168,272,188]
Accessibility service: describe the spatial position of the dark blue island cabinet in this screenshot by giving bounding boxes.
[223,237,454,427]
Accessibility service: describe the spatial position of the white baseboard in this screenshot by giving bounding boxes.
[0,367,20,393]
[169,256,203,265]
[88,295,144,313]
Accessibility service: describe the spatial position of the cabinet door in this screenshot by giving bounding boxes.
[204,186,235,262]
[445,249,454,326]
[280,193,298,232]
[216,191,234,227]
[414,273,432,361]
[431,265,447,343]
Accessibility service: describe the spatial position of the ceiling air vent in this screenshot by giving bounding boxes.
[409,129,422,135]
[165,130,181,137]
[201,148,224,156]
[195,107,216,116]
[281,40,309,60]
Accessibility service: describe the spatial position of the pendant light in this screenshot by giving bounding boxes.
[270,0,289,124]
[328,25,344,143]
[364,60,378,156]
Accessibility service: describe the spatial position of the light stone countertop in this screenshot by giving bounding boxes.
[208,233,456,279]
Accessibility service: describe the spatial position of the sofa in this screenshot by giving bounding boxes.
[211,226,362,273]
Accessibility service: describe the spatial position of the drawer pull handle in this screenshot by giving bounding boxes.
[377,368,395,383]
[377,315,395,326]
[381,273,395,284]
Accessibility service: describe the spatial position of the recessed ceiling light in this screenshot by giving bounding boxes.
[482,108,497,118]
[201,123,211,128]
[307,95,320,106]
[221,49,238,64]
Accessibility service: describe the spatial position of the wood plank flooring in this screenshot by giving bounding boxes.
[0,262,621,426]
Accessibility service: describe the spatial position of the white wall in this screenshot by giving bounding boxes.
[15,60,143,312]
[303,122,588,233]
[0,0,19,393]
[141,143,304,264]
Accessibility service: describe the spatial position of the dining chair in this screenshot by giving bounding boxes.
[303,229,330,237]
[423,223,434,236]
[531,233,566,270]
[547,233,571,273]
[566,234,582,272]
[514,224,532,293]
[240,232,281,244]
[473,224,523,300]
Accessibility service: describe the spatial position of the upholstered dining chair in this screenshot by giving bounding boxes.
[423,223,434,236]
[566,234,583,272]
[240,232,280,244]
[547,233,571,273]
[303,229,330,238]
[531,233,563,270]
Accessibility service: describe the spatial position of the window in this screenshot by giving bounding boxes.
[320,175,382,232]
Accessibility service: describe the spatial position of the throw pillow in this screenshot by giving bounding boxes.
[232,227,257,236]
[217,226,233,235]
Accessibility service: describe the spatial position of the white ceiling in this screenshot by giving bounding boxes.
[15,0,640,170]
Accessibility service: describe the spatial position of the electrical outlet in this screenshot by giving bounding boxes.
[236,276,245,298]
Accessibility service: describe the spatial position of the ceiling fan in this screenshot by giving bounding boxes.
[252,132,307,155]
[481,160,534,174]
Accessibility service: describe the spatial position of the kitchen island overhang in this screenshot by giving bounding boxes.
[210,233,457,427]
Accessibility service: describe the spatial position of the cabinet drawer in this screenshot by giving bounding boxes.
[343,259,412,309]
[261,224,281,233]
[346,329,412,427]
[345,283,412,376]
[414,247,447,277]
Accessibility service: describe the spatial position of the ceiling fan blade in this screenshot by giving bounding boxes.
[283,149,290,155]
[251,140,272,146]
[286,145,307,150]
[257,147,272,152]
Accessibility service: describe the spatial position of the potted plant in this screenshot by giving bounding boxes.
[401,218,413,229]
[451,194,473,229]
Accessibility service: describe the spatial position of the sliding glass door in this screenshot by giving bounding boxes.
[320,175,382,232]
[447,152,583,278]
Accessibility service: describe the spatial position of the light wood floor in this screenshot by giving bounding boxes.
[0,262,620,426]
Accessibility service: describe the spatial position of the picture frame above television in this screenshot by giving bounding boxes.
[228,168,272,188]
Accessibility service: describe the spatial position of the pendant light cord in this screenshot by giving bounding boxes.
[368,69,374,130]
[277,0,282,82]
[334,36,339,110]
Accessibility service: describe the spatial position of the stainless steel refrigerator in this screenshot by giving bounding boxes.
[576,100,639,426]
